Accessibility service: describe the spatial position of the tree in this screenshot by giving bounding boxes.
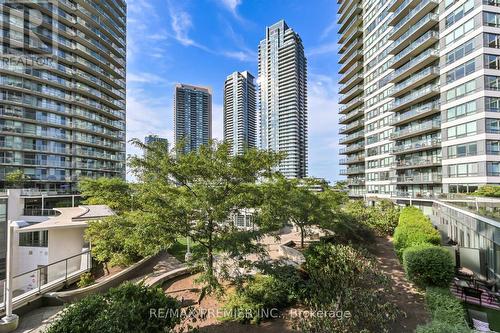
[279,177,333,248]
[79,177,133,213]
[125,139,287,293]
[5,169,27,189]
[472,185,500,197]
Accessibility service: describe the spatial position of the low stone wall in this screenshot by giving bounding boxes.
[43,254,159,304]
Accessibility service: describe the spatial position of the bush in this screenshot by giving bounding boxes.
[221,274,293,324]
[472,185,500,198]
[76,272,94,288]
[425,287,468,326]
[393,206,441,258]
[46,282,181,333]
[296,243,399,332]
[403,245,455,288]
[416,287,471,333]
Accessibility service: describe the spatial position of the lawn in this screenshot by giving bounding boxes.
[168,237,199,262]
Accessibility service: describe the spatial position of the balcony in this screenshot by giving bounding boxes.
[394,173,442,184]
[391,121,440,140]
[391,101,440,126]
[340,73,364,94]
[339,28,363,51]
[389,0,419,26]
[390,31,439,69]
[391,139,441,155]
[393,157,442,170]
[338,2,362,26]
[389,0,439,41]
[391,67,439,98]
[339,12,361,36]
[339,84,363,104]
[339,96,363,114]
[339,119,364,134]
[390,49,439,83]
[342,166,366,175]
[340,130,365,144]
[339,61,363,84]
[387,0,406,12]
[339,50,363,72]
[345,155,366,164]
[389,14,439,55]
[347,178,366,186]
[340,142,365,154]
[390,84,440,113]
[339,38,362,57]
[339,108,364,124]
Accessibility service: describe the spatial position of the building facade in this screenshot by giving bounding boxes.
[145,135,168,149]
[339,0,500,198]
[223,71,257,155]
[0,0,127,192]
[174,84,212,154]
[259,20,308,178]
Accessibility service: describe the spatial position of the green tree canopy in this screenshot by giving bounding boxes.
[79,177,133,213]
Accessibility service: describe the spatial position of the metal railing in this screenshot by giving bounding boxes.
[22,208,60,217]
[0,249,92,308]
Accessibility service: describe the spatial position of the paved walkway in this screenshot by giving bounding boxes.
[12,252,184,333]
[372,236,429,332]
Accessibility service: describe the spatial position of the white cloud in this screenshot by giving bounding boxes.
[127,72,171,85]
[222,50,255,62]
[320,20,337,40]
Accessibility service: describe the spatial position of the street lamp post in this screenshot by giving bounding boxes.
[185,236,192,262]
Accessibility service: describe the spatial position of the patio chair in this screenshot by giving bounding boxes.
[463,287,483,306]
[468,309,490,332]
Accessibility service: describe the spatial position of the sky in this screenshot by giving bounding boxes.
[126,0,341,182]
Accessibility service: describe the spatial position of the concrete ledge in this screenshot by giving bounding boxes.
[142,267,191,288]
[0,314,18,333]
[44,254,158,303]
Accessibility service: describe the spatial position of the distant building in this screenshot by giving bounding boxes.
[144,135,169,150]
[223,71,257,155]
[174,84,212,154]
[258,20,308,178]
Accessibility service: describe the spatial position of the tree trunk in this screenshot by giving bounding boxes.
[300,226,305,249]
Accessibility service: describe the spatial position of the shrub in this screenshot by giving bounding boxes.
[296,243,399,332]
[46,282,181,333]
[403,245,454,288]
[221,274,292,324]
[472,185,500,198]
[393,206,441,258]
[76,272,94,288]
[425,287,468,326]
[416,287,471,333]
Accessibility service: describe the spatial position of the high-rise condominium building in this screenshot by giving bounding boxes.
[338,0,500,198]
[0,0,126,192]
[174,84,212,154]
[259,20,308,178]
[145,135,168,149]
[223,71,257,155]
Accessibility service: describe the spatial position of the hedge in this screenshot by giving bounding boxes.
[403,245,455,288]
[393,206,441,258]
[416,287,471,333]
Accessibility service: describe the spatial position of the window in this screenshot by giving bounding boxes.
[487,140,500,154]
[486,118,500,133]
[447,142,478,157]
[445,0,474,28]
[446,100,477,121]
[19,231,48,247]
[486,97,500,112]
[485,12,500,27]
[448,163,479,177]
[446,60,475,83]
[445,80,476,102]
[447,40,475,65]
[484,33,500,48]
[485,76,500,90]
[447,121,477,139]
[445,19,474,46]
[485,54,500,69]
[488,162,500,176]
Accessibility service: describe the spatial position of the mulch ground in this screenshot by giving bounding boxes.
[372,236,430,332]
